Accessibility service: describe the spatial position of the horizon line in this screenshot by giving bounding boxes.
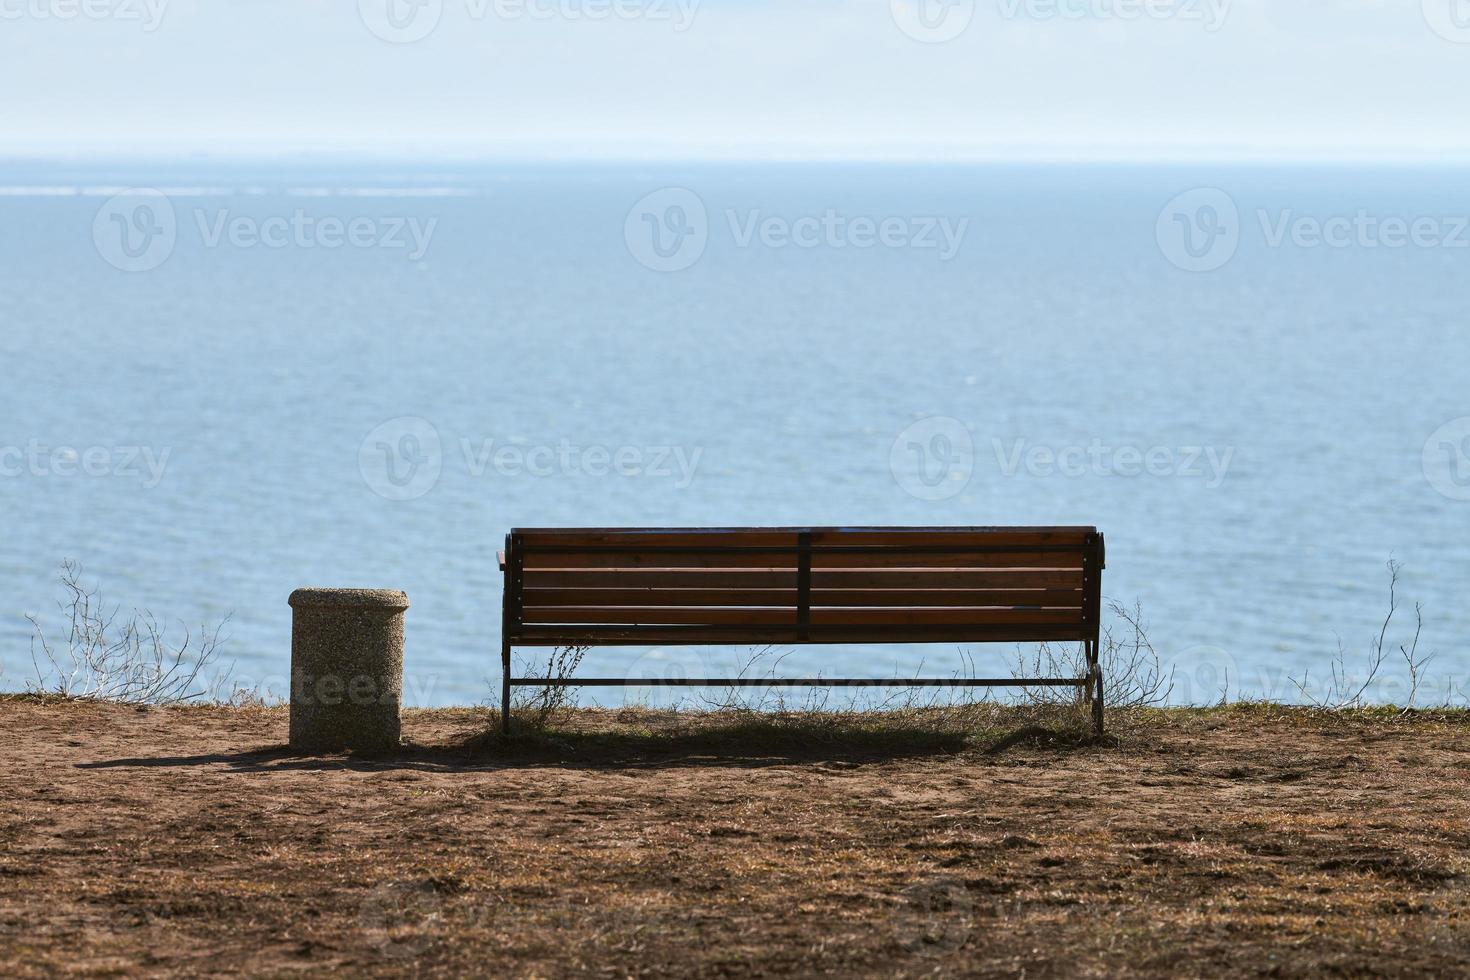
[6,151,1470,169]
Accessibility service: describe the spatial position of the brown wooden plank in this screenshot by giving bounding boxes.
[522,542,1084,558]
[522,551,798,570]
[807,529,1093,548]
[523,569,800,589]
[517,530,798,549]
[809,608,1082,626]
[524,588,798,608]
[808,569,1083,588]
[521,606,798,626]
[809,588,1082,607]
[513,525,1094,537]
[515,677,1087,688]
[809,550,1083,569]
[520,569,1081,590]
[509,623,1094,645]
[522,587,1080,609]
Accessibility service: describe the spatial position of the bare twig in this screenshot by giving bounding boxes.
[1289,560,1433,710]
[27,560,232,705]
[1399,601,1431,713]
[509,645,588,730]
[1009,600,1172,710]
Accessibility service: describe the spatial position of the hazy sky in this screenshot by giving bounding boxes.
[3,0,1468,161]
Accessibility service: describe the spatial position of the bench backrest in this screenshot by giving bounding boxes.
[502,526,1103,648]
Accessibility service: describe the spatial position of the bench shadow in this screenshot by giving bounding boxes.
[76,744,502,775]
[75,724,1092,774]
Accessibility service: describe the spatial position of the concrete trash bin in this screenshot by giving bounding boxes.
[288,588,408,752]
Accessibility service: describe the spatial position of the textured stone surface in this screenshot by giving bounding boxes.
[288,588,408,753]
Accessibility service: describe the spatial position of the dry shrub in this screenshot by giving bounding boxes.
[1289,560,1436,712]
[1010,600,1173,710]
[28,560,232,705]
[506,645,588,732]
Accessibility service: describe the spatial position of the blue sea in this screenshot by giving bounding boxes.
[2,161,1467,707]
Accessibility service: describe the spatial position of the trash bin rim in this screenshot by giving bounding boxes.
[288,588,410,610]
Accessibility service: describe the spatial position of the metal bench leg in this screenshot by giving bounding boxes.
[501,638,512,736]
[1088,639,1105,737]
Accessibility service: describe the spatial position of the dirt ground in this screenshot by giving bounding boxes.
[1,698,1468,978]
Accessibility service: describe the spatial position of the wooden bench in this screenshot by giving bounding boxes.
[497,526,1106,735]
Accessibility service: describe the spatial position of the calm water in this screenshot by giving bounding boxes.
[2,162,1467,707]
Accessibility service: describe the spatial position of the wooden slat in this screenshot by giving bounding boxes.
[521,606,797,626]
[525,551,1081,570]
[809,569,1082,589]
[522,587,1081,609]
[809,588,1082,607]
[524,542,1082,557]
[524,588,798,608]
[810,550,1083,569]
[527,605,1095,625]
[515,677,1087,688]
[522,569,1081,590]
[523,569,799,589]
[809,607,1082,626]
[509,623,1095,646]
[522,551,797,570]
[807,528,1093,548]
[517,530,798,549]
[514,525,1093,537]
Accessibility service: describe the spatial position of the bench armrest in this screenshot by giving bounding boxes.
[497,550,507,572]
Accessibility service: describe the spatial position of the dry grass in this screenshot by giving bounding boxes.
[1,697,1468,978]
